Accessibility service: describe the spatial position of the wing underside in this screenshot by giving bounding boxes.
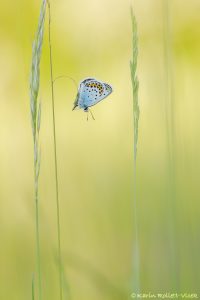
[73,78,113,110]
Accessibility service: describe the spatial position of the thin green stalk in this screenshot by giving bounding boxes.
[32,274,35,300]
[163,0,175,163]
[130,7,140,295]
[30,1,46,299]
[34,140,42,300]
[54,253,71,300]
[35,179,42,300]
[162,0,179,291]
[47,1,63,299]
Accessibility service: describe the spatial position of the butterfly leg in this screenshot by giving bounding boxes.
[89,109,95,120]
[84,107,95,121]
[84,107,89,121]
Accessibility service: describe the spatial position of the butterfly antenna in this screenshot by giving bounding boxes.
[53,75,78,91]
[89,109,95,120]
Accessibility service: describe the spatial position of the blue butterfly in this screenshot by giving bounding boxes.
[72,78,113,116]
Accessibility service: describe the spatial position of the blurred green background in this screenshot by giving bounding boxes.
[0,0,200,299]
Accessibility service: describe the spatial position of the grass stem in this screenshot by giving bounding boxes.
[130,7,140,294]
[32,274,35,300]
[162,0,179,291]
[47,1,63,299]
[35,185,42,300]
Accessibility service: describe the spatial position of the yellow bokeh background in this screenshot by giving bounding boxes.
[0,0,200,299]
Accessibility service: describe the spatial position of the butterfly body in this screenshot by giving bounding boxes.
[73,78,113,112]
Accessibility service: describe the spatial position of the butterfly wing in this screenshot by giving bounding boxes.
[73,78,96,110]
[79,79,113,109]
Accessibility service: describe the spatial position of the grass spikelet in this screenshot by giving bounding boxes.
[29,1,47,299]
[130,7,140,294]
[130,8,140,162]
